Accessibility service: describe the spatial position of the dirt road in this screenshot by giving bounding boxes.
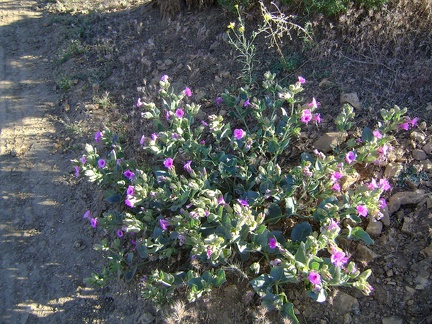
[0,1,102,322]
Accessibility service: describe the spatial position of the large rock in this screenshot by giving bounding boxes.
[412,149,427,161]
[340,92,361,109]
[387,190,427,215]
[366,219,383,237]
[331,290,359,315]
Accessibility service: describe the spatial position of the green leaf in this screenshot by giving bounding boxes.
[281,302,299,323]
[268,140,279,153]
[106,193,122,203]
[284,197,295,216]
[301,152,314,163]
[291,222,312,242]
[361,126,374,143]
[250,274,273,296]
[267,203,282,221]
[214,269,226,286]
[351,227,374,245]
[261,293,281,311]
[123,266,137,282]
[136,241,148,259]
[294,241,308,265]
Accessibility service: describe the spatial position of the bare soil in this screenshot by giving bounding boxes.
[0,1,431,323]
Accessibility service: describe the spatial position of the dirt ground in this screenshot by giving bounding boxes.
[0,0,431,323]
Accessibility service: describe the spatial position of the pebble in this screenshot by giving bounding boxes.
[410,131,426,143]
[401,217,415,235]
[384,162,403,178]
[422,142,432,154]
[356,245,379,263]
[380,205,390,226]
[366,219,383,237]
[340,92,361,109]
[382,316,403,324]
[313,132,348,153]
[332,290,359,315]
[412,149,427,160]
[420,159,432,171]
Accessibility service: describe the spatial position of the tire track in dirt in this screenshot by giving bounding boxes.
[0,1,102,322]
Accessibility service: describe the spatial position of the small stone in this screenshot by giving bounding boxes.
[366,219,383,237]
[422,142,432,154]
[356,245,379,263]
[340,92,361,109]
[380,205,390,226]
[382,316,403,324]
[412,149,427,160]
[420,242,432,258]
[405,286,416,294]
[332,290,359,315]
[420,159,432,171]
[384,162,403,178]
[164,59,173,66]
[418,121,427,131]
[386,269,393,277]
[410,131,426,143]
[313,132,348,153]
[401,217,415,235]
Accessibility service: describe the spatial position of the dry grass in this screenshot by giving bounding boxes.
[45,0,152,14]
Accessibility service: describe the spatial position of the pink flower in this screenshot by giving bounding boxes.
[117,229,124,238]
[207,247,212,259]
[163,158,174,170]
[90,218,98,228]
[95,131,102,143]
[74,166,80,178]
[124,170,135,180]
[373,130,382,139]
[98,159,106,169]
[183,87,192,97]
[140,135,146,145]
[159,219,169,231]
[126,185,134,196]
[178,234,186,246]
[125,199,135,207]
[161,75,168,82]
[378,198,387,209]
[345,151,356,164]
[307,97,319,110]
[368,178,378,190]
[151,133,158,141]
[298,76,306,84]
[218,196,226,206]
[80,156,86,164]
[184,160,193,173]
[326,219,340,232]
[379,178,391,191]
[331,248,349,267]
[136,98,143,108]
[303,166,313,177]
[237,199,249,207]
[268,237,277,249]
[331,171,343,183]
[243,98,250,107]
[399,122,409,130]
[165,111,171,121]
[378,144,390,157]
[408,117,418,127]
[270,258,282,266]
[83,210,91,219]
[175,108,185,118]
[331,183,341,192]
[233,128,245,140]
[312,113,321,123]
[216,96,223,105]
[356,205,368,217]
[301,109,312,124]
[308,271,321,285]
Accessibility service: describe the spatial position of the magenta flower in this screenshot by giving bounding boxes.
[268,237,277,249]
[175,108,185,118]
[308,271,321,285]
[233,128,246,140]
[326,219,340,232]
[165,111,171,121]
[183,87,192,97]
[345,151,356,164]
[151,133,158,141]
[399,122,409,131]
[126,185,134,196]
[201,120,208,127]
[80,156,86,165]
[216,96,223,105]
[125,199,135,208]
[178,234,186,246]
[331,183,341,192]
[237,199,249,207]
[159,219,169,231]
[117,229,124,238]
[74,166,80,178]
[83,210,91,219]
[98,159,106,169]
[124,169,135,180]
[312,113,321,123]
[379,178,391,191]
[356,205,368,217]
[301,109,312,124]
[163,157,174,170]
[184,160,193,173]
[373,130,382,139]
[330,248,349,267]
[331,171,343,183]
[408,117,418,127]
[140,135,146,145]
[161,75,168,82]
[218,196,226,206]
[244,98,250,107]
[298,76,306,84]
[95,131,102,143]
[303,166,313,177]
[270,258,282,266]
[90,218,98,228]
[307,97,318,110]
[378,198,387,209]
[136,98,143,108]
[207,247,212,259]
[367,178,378,190]
[378,144,390,157]
[172,133,180,139]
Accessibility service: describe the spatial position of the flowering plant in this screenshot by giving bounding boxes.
[73,69,414,321]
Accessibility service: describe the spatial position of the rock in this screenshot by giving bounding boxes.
[331,290,359,315]
[410,131,426,143]
[412,149,427,160]
[356,245,379,263]
[137,312,154,324]
[382,316,403,324]
[422,142,432,154]
[384,162,403,178]
[380,205,390,226]
[313,132,348,153]
[340,92,361,109]
[420,242,432,258]
[420,159,432,171]
[366,219,383,237]
[401,217,415,235]
[387,190,427,215]
[194,91,206,102]
[164,59,173,66]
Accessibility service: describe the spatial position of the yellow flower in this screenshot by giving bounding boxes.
[227,22,235,30]
[238,26,245,33]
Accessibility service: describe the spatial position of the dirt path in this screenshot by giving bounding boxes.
[0,1,102,322]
